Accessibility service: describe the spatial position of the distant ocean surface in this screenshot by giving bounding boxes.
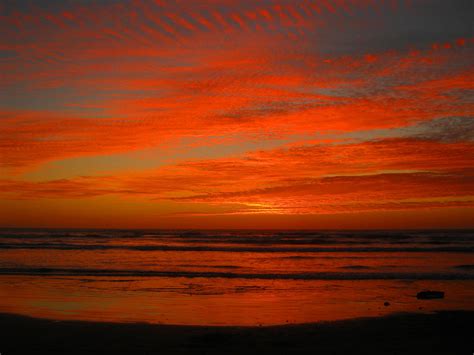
[1,229,473,325]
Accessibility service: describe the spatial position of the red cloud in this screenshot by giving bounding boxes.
[1,0,472,226]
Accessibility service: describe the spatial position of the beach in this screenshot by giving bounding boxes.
[2,0,473,353]
[1,229,473,353]
[1,311,472,354]
[1,229,473,326]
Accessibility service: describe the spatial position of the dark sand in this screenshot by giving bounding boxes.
[1,311,472,354]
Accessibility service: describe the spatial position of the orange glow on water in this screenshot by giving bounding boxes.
[1,228,473,325]
[1,276,473,325]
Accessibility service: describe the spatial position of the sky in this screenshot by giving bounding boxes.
[0,0,473,229]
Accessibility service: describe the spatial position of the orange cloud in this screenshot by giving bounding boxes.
[1,0,472,227]
[2,138,473,217]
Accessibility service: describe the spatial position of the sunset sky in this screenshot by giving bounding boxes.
[1,0,473,229]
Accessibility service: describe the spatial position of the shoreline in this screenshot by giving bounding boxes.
[1,311,472,354]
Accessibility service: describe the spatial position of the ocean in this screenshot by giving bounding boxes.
[1,229,473,325]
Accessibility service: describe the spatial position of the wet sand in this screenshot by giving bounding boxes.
[1,311,472,354]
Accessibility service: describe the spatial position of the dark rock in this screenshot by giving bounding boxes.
[416,290,444,300]
[384,302,390,307]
